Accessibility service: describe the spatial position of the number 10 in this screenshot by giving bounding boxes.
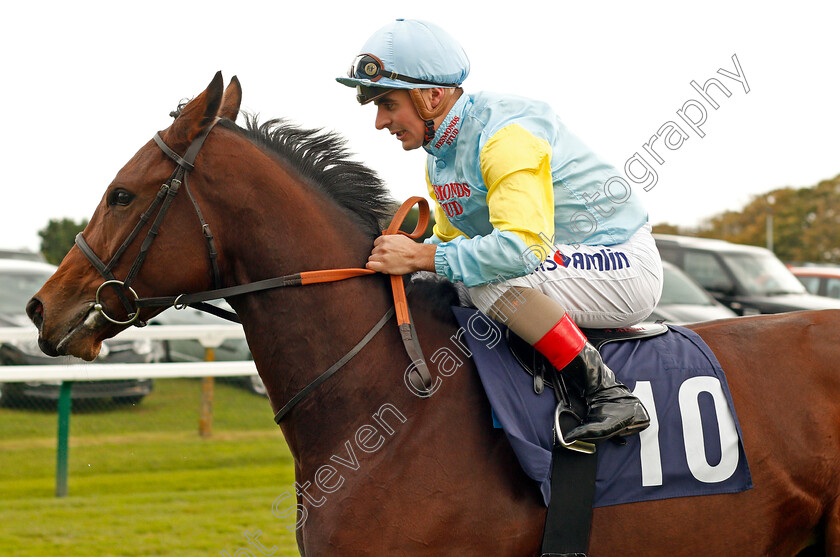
[632,377,741,487]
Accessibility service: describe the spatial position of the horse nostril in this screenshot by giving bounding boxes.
[26,298,44,329]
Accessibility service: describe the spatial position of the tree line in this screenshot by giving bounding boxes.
[654,173,840,264]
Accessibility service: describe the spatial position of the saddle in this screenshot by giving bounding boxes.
[450,303,751,557]
[505,322,667,557]
[507,322,668,398]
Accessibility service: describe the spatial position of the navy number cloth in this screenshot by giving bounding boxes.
[451,307,753,507]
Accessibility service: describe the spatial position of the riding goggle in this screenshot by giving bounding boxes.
[353,84,394,105]
[348,54,460,87]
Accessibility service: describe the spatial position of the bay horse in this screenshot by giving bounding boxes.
[27,73,840,556]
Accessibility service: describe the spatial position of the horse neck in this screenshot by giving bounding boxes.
[208,161,402,459]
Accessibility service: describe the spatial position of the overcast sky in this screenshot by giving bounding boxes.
[3,1,838,252]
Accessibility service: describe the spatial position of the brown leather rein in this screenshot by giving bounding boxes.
[75,121,434,423]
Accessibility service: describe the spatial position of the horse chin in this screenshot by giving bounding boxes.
[51,306,108,362]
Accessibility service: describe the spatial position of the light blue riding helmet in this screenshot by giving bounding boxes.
[336,19,470,105]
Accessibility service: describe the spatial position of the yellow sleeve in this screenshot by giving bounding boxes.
[479,123,555,249]
[425,168,467,242]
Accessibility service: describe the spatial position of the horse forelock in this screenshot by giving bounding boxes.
[216,116,394,239]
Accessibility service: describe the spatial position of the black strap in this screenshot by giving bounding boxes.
[183,175,221,289]
[540,369,598,556]
[155,124,223,289]
[75,124,222,327]
[273,304,396,423]
[75,232,141,320]
[135,272,310,309]
[189,301,240,323]
[153,133,195,171]
[154,124,223,290]
[381,71,459,88]
[540,445,598,557]
[123,178,182,288]
[75,232,111,279]
[103,183,172,277]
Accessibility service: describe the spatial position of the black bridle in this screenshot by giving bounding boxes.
[75,120,223,327]
[74,119,434,422]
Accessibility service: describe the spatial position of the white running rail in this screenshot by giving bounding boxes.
[0,325,257,382]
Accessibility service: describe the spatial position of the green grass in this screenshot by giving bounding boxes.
[0,379,302,556]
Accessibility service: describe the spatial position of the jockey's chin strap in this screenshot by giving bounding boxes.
[133,195,435,423]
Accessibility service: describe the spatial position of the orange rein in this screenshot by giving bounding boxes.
[297,196,430,329]
[269,197,433,422]
[295,196,433,396]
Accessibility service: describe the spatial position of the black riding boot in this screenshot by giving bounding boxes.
[561,341,650,442]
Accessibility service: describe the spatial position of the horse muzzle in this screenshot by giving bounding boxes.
[26,296,107,361]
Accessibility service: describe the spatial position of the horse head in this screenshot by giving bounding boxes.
[27,72,243,361]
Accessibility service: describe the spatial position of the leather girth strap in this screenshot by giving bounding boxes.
[541,367,598,556]
[541,445,597,556]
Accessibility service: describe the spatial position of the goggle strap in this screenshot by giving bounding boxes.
[351,53,459,88]
[381,71,459,88]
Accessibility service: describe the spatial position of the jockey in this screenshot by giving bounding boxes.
[336,19,663,442]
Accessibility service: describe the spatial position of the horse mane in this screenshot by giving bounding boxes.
[169,103,467,309]
[409,272,473,314]
[216,115,394,238]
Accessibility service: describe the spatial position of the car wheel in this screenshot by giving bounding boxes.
[161,340,174,362]
[113,395,146,406]
[245,375,267,396]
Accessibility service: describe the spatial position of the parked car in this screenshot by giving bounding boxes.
[0,259,159,405]
[654,234,840,315]
[647,261,738,324]
[0,248,46,262]
[789,266,840,299]
[150,302,264,396]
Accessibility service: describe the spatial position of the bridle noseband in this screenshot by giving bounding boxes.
[75,120,223,326]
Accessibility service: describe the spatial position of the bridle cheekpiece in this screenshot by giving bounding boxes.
[75,120,223,326]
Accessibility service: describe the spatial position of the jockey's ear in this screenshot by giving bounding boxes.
[165,71,224,150]
[219,76,242,122]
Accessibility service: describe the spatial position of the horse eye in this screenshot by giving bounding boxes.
[108,189,135,207]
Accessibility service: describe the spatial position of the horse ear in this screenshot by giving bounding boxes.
[166,71,225,148]
[219,76,242,122]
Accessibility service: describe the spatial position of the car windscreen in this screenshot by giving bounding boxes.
[0,271,52,314]
[720,252,807,295]
[659,265,715,306]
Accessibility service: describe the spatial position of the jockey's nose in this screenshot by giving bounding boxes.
[374,105,390,131]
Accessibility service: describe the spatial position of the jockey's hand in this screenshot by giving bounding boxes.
[366,235,437,275]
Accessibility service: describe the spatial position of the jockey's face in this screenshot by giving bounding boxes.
[374,90,426,151]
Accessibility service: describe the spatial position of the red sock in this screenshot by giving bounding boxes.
[532,313,587,370]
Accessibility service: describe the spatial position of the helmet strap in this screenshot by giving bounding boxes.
[423,119,436,145]
[410,88,461,146]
